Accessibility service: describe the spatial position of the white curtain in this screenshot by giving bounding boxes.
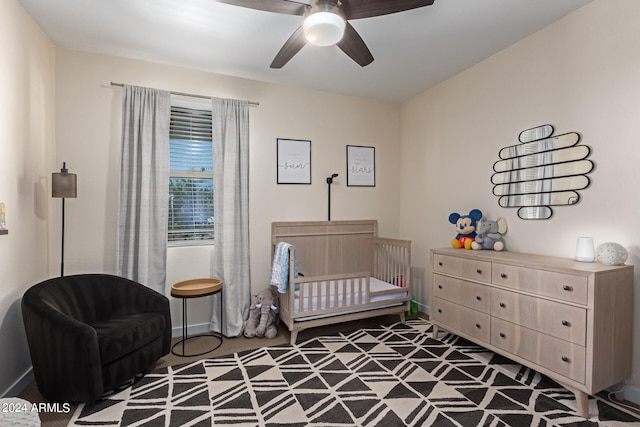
[117,85,171,294]
[210,98,251,337]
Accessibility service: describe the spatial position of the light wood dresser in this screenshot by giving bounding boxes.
[430,248,633,417]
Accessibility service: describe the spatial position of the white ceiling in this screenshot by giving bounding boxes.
[18,0,592,103]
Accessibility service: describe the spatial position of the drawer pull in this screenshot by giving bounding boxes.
[437,309,442,313]
[500,273,507,279]
[438,285,443,289]
[438,261,443,266]
[562,285,573,292]
[561,320,571,327]
[475,323,481,329]
[561,356,570,363]
[499,332,506,338]
[499,302,506,308]
[476,269,482,274]
[476,295,482,301]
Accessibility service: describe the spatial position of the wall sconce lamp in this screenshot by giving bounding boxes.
[52,162,77,276]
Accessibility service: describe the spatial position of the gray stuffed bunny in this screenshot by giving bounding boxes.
[471,217,507,251]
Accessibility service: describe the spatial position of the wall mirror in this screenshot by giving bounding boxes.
[518,206,553,220]
[491,125,594,220]
[498,132,580,160]
[518,124,554,142]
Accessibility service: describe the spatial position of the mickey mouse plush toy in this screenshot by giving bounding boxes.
[448,209,483,249]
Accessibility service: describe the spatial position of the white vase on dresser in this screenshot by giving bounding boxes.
[430,248,634,418]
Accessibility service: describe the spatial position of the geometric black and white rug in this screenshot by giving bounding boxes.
[69,319,640,426]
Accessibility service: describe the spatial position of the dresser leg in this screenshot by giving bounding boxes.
[432,324,440,339]
[574,390,589,418]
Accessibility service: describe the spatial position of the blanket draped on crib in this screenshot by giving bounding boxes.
[269,242,298,293]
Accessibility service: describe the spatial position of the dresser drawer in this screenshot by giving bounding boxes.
[491,288,586,346]
[432,274,463,303]
[433,274,491,313]
[461,281,490,313]
[433,254,491,283]
[461,309,490,344]
[431,297,462,331]
[491,318,586,384]
[492,263,588,305]
[432,297,490,344]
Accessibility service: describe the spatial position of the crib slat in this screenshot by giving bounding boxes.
[298,284,305,314]
[372,238,411,289]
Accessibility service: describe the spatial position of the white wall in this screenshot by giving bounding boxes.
[400,0,640,400]
[54,49,403,328]
[0,0,55,396]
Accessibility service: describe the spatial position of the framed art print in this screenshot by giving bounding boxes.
[0,202,7,235]
[346,145,375,187]
[277,138,311,184]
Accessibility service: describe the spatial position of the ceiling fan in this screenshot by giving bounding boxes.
[217,0,435,68]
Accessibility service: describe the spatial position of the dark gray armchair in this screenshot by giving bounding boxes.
[21,274,171,404]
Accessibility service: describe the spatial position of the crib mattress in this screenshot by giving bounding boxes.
[293,277,408,322]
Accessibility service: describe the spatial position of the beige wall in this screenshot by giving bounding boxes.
[0,0,55,395]
[54,49,402,329]
[400,0,640,398]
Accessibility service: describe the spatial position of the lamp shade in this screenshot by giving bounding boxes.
[303,1,346,47]
[303,11,346,46]
[575,237,595,262]
[52,162,77,198]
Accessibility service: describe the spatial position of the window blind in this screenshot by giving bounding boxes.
[168,106,214,242]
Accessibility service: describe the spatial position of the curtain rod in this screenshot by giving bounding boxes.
[109,82,259,107]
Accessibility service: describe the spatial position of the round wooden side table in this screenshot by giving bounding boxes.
[171,278,223,357]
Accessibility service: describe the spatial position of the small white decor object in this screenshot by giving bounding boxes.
[575,237,595,262]
[596,242,628,265]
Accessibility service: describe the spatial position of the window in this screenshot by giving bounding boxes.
[168,104,214,243]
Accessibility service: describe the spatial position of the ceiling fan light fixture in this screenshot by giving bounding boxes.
[303,3,346,47]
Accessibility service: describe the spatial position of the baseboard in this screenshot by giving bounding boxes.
[1,368,33,398]
[416,301,429,316]
[171,322,212,338]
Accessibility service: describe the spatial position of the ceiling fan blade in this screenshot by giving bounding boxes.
[336,22,374,67]
[216,0,306,16]
[342,0,434,20]
[270,26,307,68]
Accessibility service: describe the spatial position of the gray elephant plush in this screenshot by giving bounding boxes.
[244,287,280,339]
[471,217,507,251]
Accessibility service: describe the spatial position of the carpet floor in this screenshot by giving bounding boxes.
[66,318,640,426]
[17,315,399,427]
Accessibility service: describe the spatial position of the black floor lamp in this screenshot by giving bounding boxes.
[326,173,338,221]
[52,162,77,277]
